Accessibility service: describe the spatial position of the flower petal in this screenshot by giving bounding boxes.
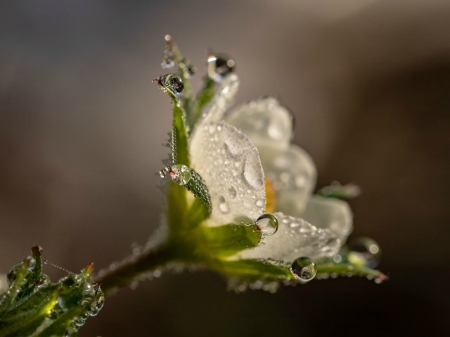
[261,144,316,217]
[225,97,292,152]
[301,195,353,243]
[238,212,340,262]
[190,120,266,226]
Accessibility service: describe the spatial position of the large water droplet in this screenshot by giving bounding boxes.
[155,73,184,97]
[349,237,381,268]
[168,165,192,185]
[255,213,278,236]
[208,53,235,82]
[291,256,317,282]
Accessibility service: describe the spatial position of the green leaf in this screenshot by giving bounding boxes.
[165,37,195,116]
[202,224,261,258]
[187,198,210,228]
[172,101,190,167]
[0,248,105,337]
[315,248,387,282]
[215,259,294,282]
[189,77,215,130]
[184,168,212,216]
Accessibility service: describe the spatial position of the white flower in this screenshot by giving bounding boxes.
[189,75,353,263]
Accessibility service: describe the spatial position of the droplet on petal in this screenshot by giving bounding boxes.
[291,256,317,282]
[349,237,381,268]
[208,53,235,82]
[256,213,279,236]
[190,121,265,226]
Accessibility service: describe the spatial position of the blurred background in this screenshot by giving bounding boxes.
[1,0,450,336]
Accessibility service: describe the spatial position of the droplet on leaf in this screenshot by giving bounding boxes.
[255,213,279,236]
[155,73,184,97]
[168,164,192,185]
[291,256,317,282]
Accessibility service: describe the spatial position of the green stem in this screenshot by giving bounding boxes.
[94,245,175,296]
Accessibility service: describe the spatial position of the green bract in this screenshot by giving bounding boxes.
[0,247,104,337]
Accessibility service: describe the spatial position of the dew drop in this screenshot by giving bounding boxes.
[228,187,237,199]
[89,292,105,317]
[159,166,170,178]
[168,165,192,185]
[27,257,36,271]
[290,256,317,282]
[207,53,235,82]
[73,316,86,327]
[155,73,184,97]
[161,47,174,68]
[349,237,381,268]
[255,213,278,236]
[218,196,229,214]
[255,199,264,208]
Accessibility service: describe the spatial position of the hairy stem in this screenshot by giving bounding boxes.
[94,244,175,296]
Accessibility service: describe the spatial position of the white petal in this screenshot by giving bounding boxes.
[239,212,340,262]
[261,144,316,217]
[190,120,266,226]
[225,97,292,152]
[301,195,353,243]
[195,74,240,128]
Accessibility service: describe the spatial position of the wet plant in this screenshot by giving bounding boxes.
[0,36,386,336]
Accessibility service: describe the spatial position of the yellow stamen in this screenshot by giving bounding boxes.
[265,177,276,213]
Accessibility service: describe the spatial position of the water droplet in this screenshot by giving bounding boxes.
[208,53,235,82]
[159,166,170,178]
[255,213,278,236]
[218,196,229,213]
[228,187,237,199]
[84,282,94,295]
[155,73,184,97]
[255,199,264,208]
[89,291,105,316]
[161,44,174,68]
[168,165,192,185]
[27,257,36,271]
[36,274,51,288]
[73,316,86,327]
[291,257,317,282]
[349,237,381,268]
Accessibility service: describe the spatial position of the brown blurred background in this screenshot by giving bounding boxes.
[1,0,450,336]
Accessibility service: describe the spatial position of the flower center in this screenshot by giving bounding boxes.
[265,177,276,213]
